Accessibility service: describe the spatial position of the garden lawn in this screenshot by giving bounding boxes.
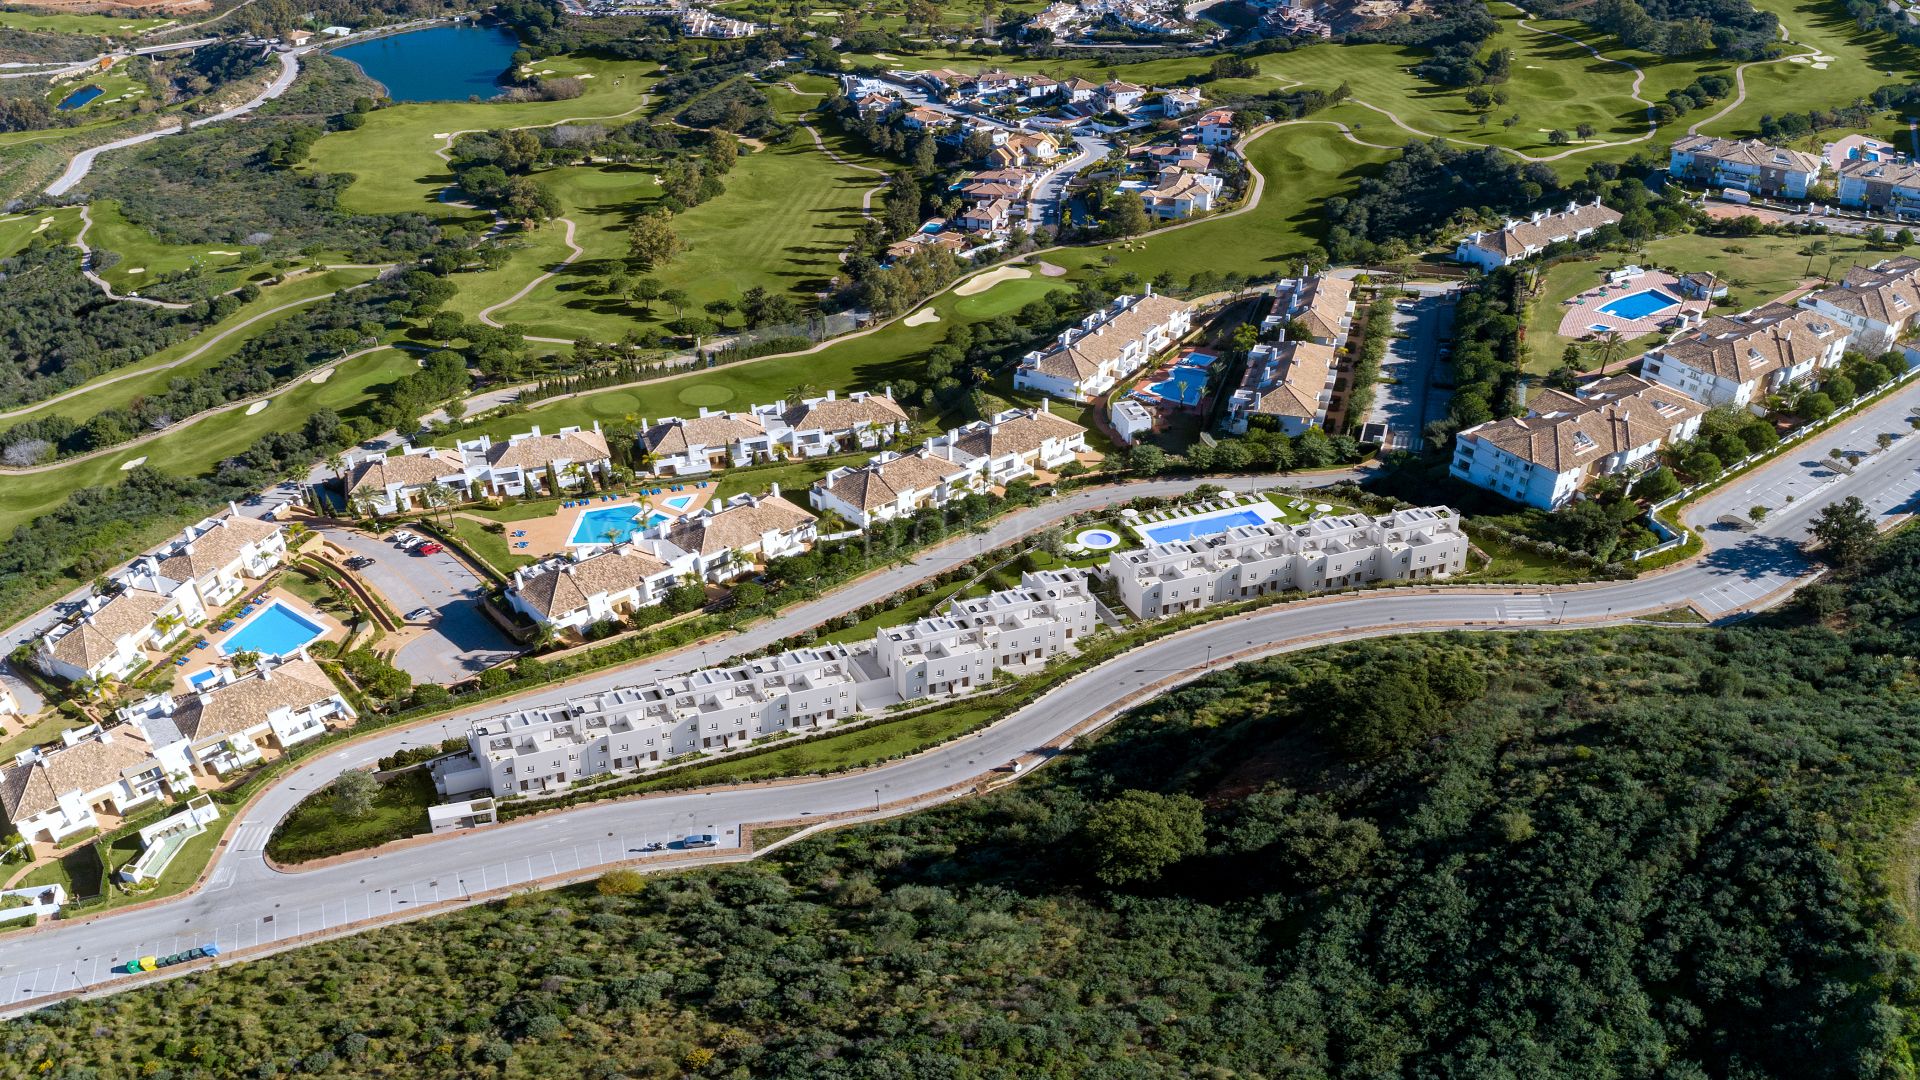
[1701,0,1920,139]
[265,769,436,864]
[443,515,536,575]
[0,346,417,535]
[706,456,848,503]
[299,54,660,217]
[45,67,147,114]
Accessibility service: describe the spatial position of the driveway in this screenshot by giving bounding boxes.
[321,528,520,683]
[1365,291,1456,450]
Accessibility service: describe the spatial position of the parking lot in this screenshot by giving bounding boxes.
[1364,290,1457,451]
[322,528,520,684]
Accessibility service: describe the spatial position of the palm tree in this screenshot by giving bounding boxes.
[1591,330,1625,376]
[786,383,820,404]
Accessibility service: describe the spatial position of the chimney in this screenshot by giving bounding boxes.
[769,483,781,499]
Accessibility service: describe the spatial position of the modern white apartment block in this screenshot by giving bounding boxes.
[1639,302,1849,408]
[875,569,1095,699]
[1108,508,1468,618]
[1449,375,1707,509]
[455,424,612,498]
[641,388,911,476]
[0,723,173,844]
[119,653,355,778]
[1836,158,1920,218]
[927,402,1091,484]
[1263,274,1354,345]
[1796,255,1920,354]
[1014,289,1193,401]
[1669,135,1821,199]
[458,645,866,797]
[456,573,1101,800]
[1224,340,1336,436]
[1452,198,1623,270]
[33,510,285,684]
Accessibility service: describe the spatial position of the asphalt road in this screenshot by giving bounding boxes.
[8,375,1920,1011]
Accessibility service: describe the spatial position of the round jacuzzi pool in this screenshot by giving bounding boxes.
[1076,528,1122,550]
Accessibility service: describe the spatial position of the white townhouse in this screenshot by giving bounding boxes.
[810,447,986,529]
[1108,507,1468,619]
[1224,340,1337,436]
[1264,274,1354,345]
[1796,255,1920,354]
[1060,76,1101,103]
[1192,108,1235,147]
[33,584,195,685]
[647,487,818,582]
[1100,80,1146,112]
[1668,135,1821,200]
[121,653,354,778]
[458,645,866,798]
[1639,302,1850,408]
[1014,289,1194,401]
[1836,158,1920,217]
[1449,375,1707,510]
[341,446,470,516]
[506,542,684,634]
[457,424,612,498]
[0,724,173,844]
[1141,171,1222,219]
[1159,86,1203,116]
[144,511,288,612]
[1452,198,1622,270]
[643,389,910,476]
[875,570,1095,700]
[929,402,1090,484]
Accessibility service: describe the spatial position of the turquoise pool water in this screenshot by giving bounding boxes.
[1147,365,1212,407]
[662,494,696,510]
[1141,508,1267,544]
[187,669,219,690]
[220,602,324,658]
[1599,289,1681,319]
[334,25,519,102]
[571,505,668,545]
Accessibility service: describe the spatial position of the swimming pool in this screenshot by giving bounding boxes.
[1599,289,1681,319]
[661,493,696,511]
[570,505,668,545]
[187,669,219,690]
[220,602,325,658]
[1147,365,1211,407]
[1138,506,1281,545]
[1075,528,1122,550]
[1178,350,1221,369]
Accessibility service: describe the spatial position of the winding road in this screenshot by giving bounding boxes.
[5,365,1920,1013]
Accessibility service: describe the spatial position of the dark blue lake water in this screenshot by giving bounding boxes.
[334,24,520,103]
[56,85,104,111]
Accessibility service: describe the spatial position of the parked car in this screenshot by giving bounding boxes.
[416,542,443,555]
[680,834,718,849]
[405,607,435,621]
[391,532,417,545]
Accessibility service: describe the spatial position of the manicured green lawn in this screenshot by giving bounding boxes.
[265,768,436,864]
[16,841,103,899]
[45,68,148,114]
[83,199,258,293]
[707,456,849,503]
[0,9,169,34]
[0,346,417,534]
[443,515,536,574]
[0,268,378,428]
[0,205,81,258]
[951,275,1063,319]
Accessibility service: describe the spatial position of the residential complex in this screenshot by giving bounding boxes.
[506,543,682,635]
[0,723,172,844]
[1014,289,1194,401]
[1668,135,1822,199]
[452,572,1099,800]
[1639,303,1849,407]
[1264,274,1355,345]
[1449,375,1708,509]
[1108,507,1469,618]
[341,425,614,515]
[1452,198,1623,270]
[1225,340,1337,435]
[1836,157,1920,217]
[117,653,357,779]
[640,389,910,477]
[32,510,286,684]
[1795,256,1920,354]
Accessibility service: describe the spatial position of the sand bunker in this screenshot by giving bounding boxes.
[1036,261,1067,277]
[206,249,241,255]
[578,73,595,79]
[309,368,335,384]
[245,399,270,415]
[126,268,144,274]
[903,308,941,326]
[954,265,1033,296]
[119,456,146,470]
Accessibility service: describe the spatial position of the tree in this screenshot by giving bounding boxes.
[597,869,647,896]
[1807,495,1876,569]
[1102,192,1151,239]
[627,211,683,270]
[331,769,378,820]
[1128,443,1168,474]
[1082,790,1206,886]
[703,299,736,328]
[629,276,663,313]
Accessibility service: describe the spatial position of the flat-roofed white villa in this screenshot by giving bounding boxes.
[874,569,1094,699]
[1109,507,1468,619]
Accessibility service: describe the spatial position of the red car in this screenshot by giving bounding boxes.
[416,542,444,555]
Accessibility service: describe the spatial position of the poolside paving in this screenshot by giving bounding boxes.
[1556,268,1708,340]
[509,487,714,560]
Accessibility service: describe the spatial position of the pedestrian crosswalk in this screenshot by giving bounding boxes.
[1495,599,1554,623]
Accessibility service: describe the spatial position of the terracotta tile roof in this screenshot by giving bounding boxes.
[823,453,973,511]
[46,588,174,671]
[1244,341,1335,420]
[665,494,815,555]
[1283,276,1353,342]
[781,393,908,433]
[1467,200,1623,260]
[487,428,610,470]
[1837,157,1920,190]
[1804,256,1920,326]
[1462,374,1705,470]
[0,728,157,820]
[512,546,674,619]
[1656,303,1843,384]
[642,413,766,456]
[151,514,281,584]
[347,450,465,495]
[951,408,1086,458]
[1671,135,1821,177]
[1028,293,1192,381]
[170,657,341,745]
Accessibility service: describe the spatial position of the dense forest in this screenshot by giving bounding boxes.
[10,525,1920,1077]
